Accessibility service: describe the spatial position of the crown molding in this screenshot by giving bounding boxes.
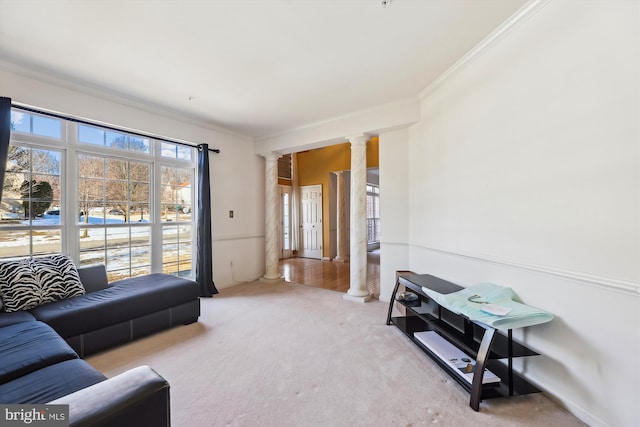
[419,0,553,100]
[255,96,420,143]
[0,58,252,141]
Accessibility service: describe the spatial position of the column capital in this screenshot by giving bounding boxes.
[345,134,368,145]
[261,152,282,161]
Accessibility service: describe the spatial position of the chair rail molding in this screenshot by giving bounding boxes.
[213,233,265,242]
[411,244,640,297]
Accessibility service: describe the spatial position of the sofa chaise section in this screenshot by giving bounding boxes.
[28,268,201,357]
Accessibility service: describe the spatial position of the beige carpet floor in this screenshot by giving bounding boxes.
[86,281,585,427]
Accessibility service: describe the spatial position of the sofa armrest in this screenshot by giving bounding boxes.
[77,264,110,293]
[48,365,170,427]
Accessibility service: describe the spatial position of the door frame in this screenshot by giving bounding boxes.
[299,184,323,259]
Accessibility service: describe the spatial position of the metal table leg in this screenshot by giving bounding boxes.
[386,278,401,325]
[470,326,496,411]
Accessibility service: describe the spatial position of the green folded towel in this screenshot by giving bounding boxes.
[422,282,553,330]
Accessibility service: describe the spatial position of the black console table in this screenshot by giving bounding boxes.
[386,273,541,411]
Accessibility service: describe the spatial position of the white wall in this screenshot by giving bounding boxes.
[0,68,266,289]
[405,1,639,426]
[378,128,410,301]
[210,141,265,288]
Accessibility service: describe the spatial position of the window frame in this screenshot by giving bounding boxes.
[1,107,198,281]
[366,184,380,244]
[0,138,66,257]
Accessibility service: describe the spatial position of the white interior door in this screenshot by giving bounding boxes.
[299,185,322,259]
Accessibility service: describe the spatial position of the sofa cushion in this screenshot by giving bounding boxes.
[29,273,199,338]
[0,255,86,313]
[0,321,78,384]
[77,264,109,293]
[31,254,86,302]
[0,310,36,328]
[0,359,106,404]
[0,258,42,312]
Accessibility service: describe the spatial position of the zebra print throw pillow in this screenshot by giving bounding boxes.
[30,254,86,303]
[0,259,43,312]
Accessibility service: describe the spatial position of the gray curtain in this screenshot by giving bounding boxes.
[196,143,218,296]
[0,97,11,202]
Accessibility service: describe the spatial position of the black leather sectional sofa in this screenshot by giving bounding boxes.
[32,266,201,357]
[0,261,201,426]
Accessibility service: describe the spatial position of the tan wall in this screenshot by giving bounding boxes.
[296,136,379,258]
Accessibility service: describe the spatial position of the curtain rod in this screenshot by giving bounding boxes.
[11,104,221,154]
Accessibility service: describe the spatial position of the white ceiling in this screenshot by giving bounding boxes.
[0,0,527,138]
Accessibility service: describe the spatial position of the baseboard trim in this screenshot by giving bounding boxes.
[523,371,609,427]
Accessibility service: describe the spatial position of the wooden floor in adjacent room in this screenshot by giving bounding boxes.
[279,249,380,297]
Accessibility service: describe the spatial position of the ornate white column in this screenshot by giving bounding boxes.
[344,135,372,302]
[334,171,348,263]
[261,153,283,282]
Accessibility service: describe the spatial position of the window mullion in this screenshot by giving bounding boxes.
[151,149,163,273]
[65,121,78,259]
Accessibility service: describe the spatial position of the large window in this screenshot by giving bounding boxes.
[0,107,197,282]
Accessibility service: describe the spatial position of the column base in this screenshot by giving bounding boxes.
[260,275,284,283]
[334,256,349,263]
[343,292,372,303]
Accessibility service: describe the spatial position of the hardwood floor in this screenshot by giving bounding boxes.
[279,250,380,298]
